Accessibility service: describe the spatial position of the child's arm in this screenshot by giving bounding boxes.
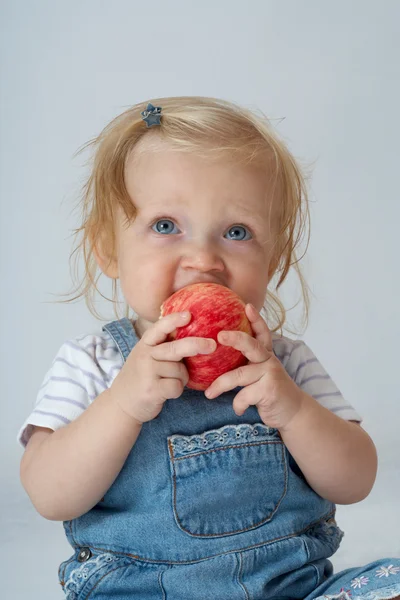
[279,392,378,504]
[20,311,216,521]
[20,389,142,521]
[204,304,377,505]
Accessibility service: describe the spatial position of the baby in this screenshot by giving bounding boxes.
[18,97,400,599]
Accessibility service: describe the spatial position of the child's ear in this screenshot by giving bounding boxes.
[92,235,119,279]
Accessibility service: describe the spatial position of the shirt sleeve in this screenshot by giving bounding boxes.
[274,337,363,423]
[17,334,120,448]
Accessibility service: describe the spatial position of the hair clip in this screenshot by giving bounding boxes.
[141,103,162,128]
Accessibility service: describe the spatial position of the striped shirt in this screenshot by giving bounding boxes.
[17,330,362,447]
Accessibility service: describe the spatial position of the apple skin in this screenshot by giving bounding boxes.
[160,283,253,391]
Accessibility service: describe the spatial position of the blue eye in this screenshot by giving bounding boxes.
[152,219,180,235]
[151,219,252,240]
[225,225,252,241]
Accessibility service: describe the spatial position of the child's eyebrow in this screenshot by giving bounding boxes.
[137,200,269,221]
[229,204,269,221]
[220,203,273,229]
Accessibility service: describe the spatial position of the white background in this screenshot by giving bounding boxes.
[1,1,399,597]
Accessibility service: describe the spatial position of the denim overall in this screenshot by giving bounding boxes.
[59,318,400,600]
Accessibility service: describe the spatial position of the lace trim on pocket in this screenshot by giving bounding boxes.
[64,553,121,598]
[169,423,278,458]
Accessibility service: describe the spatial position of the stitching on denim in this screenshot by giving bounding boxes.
[65,519,79,548]
[103,323,129,363]
[158,567,171,600]
[235,552,250,600]
[301,534,311,562]
[63,553,122,598]
[169,440,288,537]
[59,553,76,587]
[308,560,323,590]
[85,562,133,599]
[173,439,283,461]
[67,512,336,565]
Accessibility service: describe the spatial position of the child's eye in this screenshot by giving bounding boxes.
[151,219,180,235]
[224,225,252,241]
[151,219,252,240]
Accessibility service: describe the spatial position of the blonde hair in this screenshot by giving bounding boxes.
[65,96,311,335]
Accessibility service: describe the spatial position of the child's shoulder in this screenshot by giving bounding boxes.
[272,333,306,363]
[271,332,320,374]
[53,329,122,370]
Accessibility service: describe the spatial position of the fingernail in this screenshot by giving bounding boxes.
[180,311,190,318]
[202,343,216,354]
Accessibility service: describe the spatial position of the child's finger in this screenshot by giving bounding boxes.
[216,329,271,364]
[151,337,217,361]
[205,362,264,399]
[142,311,192,347]
[232,385,260,416]
[245,303,273,353]
[233,394,250,416]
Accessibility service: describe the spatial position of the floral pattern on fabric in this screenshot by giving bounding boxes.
[319,565,400,599]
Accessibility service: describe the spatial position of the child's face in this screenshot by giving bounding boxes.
[105,141,278,336]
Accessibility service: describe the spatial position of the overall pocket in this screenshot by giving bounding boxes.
[59,548,132,599]
[168,423,288,537]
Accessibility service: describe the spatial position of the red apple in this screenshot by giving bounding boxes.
[160,283,253,391]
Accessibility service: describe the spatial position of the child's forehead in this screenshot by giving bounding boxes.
[126,137,278,193]
[127,157,275,211]
[123,134,281,225]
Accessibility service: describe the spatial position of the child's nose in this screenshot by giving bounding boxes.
[180,242,225,273]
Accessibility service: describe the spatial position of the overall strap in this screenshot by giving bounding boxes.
[102,317,138,363]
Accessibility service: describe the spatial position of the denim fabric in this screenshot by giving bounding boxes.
[306,560,400,599]
[58,318,400,599]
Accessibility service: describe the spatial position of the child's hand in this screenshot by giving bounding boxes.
[109,312,216,425]
[204,304,304,430]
